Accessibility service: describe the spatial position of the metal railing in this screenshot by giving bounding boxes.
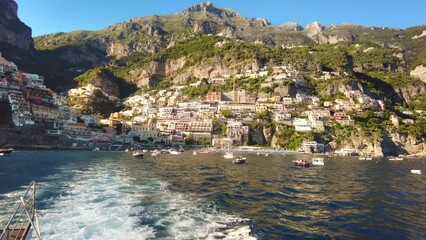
[0,181,42,240]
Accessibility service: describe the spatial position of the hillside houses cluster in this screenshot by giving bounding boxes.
[2,52,413,151]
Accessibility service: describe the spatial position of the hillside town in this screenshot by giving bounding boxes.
[0,52,424,156]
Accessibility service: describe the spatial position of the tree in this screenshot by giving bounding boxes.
[220,109,232,118]
[133,136,140,142]
[185,135,196,145]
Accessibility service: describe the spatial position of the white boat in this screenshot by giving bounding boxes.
[223,152,234,159]
[132,151,144,158]
[410,170,421,174]
[232,156,246,164]
[170,149,181,155]
[389,157,403,161]
[311,157,325,166]
[365,157,373,160]
[0,153,4,156]
[193,151,197,155]
[151,150,161,157]
[0,181,42,240]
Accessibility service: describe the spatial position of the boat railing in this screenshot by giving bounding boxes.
[0,181,42,240]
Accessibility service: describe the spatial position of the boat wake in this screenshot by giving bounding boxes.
[36,161,255,239]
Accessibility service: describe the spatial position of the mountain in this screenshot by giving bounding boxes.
[2,1,426,95]
[0,0,33,50]
[0,0,37,72]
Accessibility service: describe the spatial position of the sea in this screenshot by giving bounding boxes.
[0,151,425,240]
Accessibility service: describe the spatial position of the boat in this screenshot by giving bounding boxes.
[169,149,181,155]
[0,148,14,155]
[389,157,403,161]
[293,159,310,167]
[151,150,161,157]
[0,181,42,240]
[193,151,197,155]
[0,153,4,156]
[92,147,100,151]
[410,170,422,174]
[311,157,324,166]
[223,152,234,159]
[232,156,246,164]
[365,157,373,160]
[132,150,144,158]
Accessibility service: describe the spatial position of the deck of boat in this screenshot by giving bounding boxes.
[0,224,31,240]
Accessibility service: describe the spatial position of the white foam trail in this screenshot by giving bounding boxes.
[38,165,155,240]
[34,161,256,240]
[138,182,256,240]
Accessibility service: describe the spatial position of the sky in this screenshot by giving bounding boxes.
[14,0,426,37]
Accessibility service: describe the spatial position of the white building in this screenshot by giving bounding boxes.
[292,118,312,132]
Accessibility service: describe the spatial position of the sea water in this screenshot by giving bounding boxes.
[0,151,425,239]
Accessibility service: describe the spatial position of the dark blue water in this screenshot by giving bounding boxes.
[0,151,425,239]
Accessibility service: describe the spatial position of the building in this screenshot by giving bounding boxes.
[31,104,61,121]
[292,118,312,132]
[218,103,256,113]
[302,141,325,153]
[130,121,159,140]
[208,77,226,85]
[188,121,212,133]
[25,87,55,106]
[27,74,44,89]
[206,92,222,102]
[66,123,91,141]
[333,112,353,126]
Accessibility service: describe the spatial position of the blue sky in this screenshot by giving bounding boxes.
[15,0,426,37]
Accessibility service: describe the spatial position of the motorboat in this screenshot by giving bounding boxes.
[0,148,14,155]
[359,156,373,160]
[193,151,197,155]
[311,157,324,166]
[223,152,234,159]
[232,156,246,164]
[151,150,161,157]
[132,150,144,158]
[293,159,310,167]
[0,181,42,240]
[389,157,403,161]
[169,149,181,155]
[410,170,421,174]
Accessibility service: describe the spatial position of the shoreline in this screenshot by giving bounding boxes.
[3,144,424,158]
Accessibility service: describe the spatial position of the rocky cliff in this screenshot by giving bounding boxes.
[0,0,33,50]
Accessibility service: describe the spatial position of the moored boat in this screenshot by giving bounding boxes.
[223,152,234,159]
[0,148,14,155]
[151,150,161,157]
[169,149,181,155]
[410,169,421,174]
[389,157,403,161]
[293,159,310,167]
[232,156,246,164]
[132,150,144,158]
[311,157,324,166]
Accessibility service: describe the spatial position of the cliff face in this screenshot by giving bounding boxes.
[0,0,33,50]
